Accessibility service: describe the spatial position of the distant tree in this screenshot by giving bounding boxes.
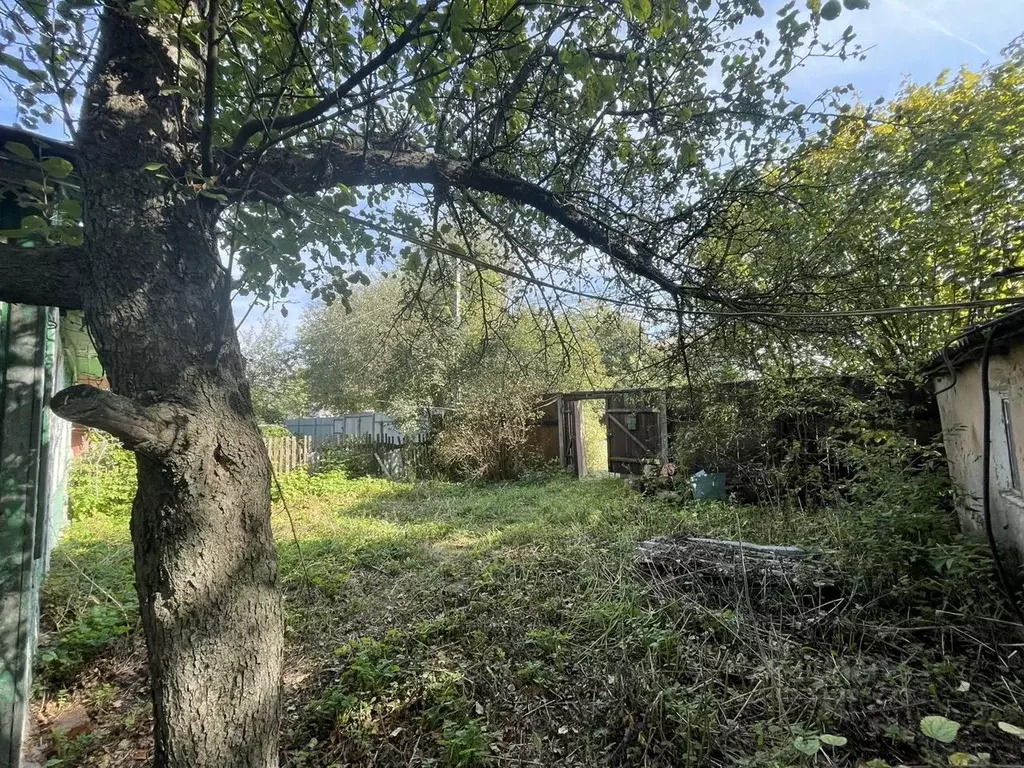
[300,270,614,415]
[239,319,310,423]
[574,302,663,386]
[300,277,452,417]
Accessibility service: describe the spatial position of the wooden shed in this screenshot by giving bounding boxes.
[924,309,1024,572]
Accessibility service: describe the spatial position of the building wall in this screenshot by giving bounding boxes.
[934,343,1024,566]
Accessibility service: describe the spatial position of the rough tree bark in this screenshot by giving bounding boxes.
[43,5,284,767]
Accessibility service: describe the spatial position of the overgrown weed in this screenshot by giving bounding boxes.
[32,443,1024,767]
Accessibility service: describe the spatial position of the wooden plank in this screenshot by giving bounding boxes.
[556,394,566,468]
[606,413,655,455]
[571,400,586,478]
[559,387,670,401]
[658,391,669,461]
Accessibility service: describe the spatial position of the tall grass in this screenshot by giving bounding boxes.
[35,445,1024,768]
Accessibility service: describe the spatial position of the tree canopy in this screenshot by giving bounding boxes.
[1,0,873,316]
[672,46,1024,381]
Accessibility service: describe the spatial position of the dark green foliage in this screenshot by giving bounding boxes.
[35,603,134,688]
[314,441,382,479]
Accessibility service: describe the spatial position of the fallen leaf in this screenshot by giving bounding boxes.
[997,721,1024,739]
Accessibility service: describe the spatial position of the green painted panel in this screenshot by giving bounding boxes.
[0,304,46,768]
[60,311,103,381]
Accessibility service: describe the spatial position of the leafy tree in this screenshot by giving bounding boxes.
[0,0,870,764]
[239,318,310,423]
[682,46,1024,379]
[300,276,455,417]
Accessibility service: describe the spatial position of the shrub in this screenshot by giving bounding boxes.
[314,440,379,477]
[433,394,545,482]
[69,431,136,518]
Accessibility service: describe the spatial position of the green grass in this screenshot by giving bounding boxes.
[34,469,1024,768]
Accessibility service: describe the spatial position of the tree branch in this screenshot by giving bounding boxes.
[227,0,440,155]
[0,243,85,308]
[50,384,179,455]
[200,0,222,177]
[251,144,682,297]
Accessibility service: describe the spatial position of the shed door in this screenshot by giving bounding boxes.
[605,394,666,474]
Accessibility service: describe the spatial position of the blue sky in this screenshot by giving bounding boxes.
[787,0,1024,102]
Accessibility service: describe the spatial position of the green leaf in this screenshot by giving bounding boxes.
[56,199,82,220]
[997,721,1024,739]
[41,157,74,178]
[361,34,378,52]
[820,734,847,746]
[820,0,842,19]
[59,228,84,246]
[948,754,974,767]
[634,0,652,22]
[143,162,167,172]
[792,735,820,755]
[843,0,869,8]
[0,52,45,83]
[198,189,229,203]
[17,0,48,23]
[5,141,35,160]
[920,716,960,743]
[19,214,48,231]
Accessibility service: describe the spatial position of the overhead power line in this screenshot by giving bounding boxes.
[327,207,1024,321]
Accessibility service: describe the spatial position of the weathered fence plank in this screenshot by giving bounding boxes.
[263,432,433,479]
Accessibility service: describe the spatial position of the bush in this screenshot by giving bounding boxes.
[314,440,379,477]
[69,431,137,518]
[260,424,293,438]
[271,468,357,503]
[434,394,546,482]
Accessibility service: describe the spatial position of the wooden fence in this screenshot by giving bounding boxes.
[265,435,312,473]
[263,433,436,479]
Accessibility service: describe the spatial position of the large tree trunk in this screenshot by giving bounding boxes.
[49,4,284,767]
